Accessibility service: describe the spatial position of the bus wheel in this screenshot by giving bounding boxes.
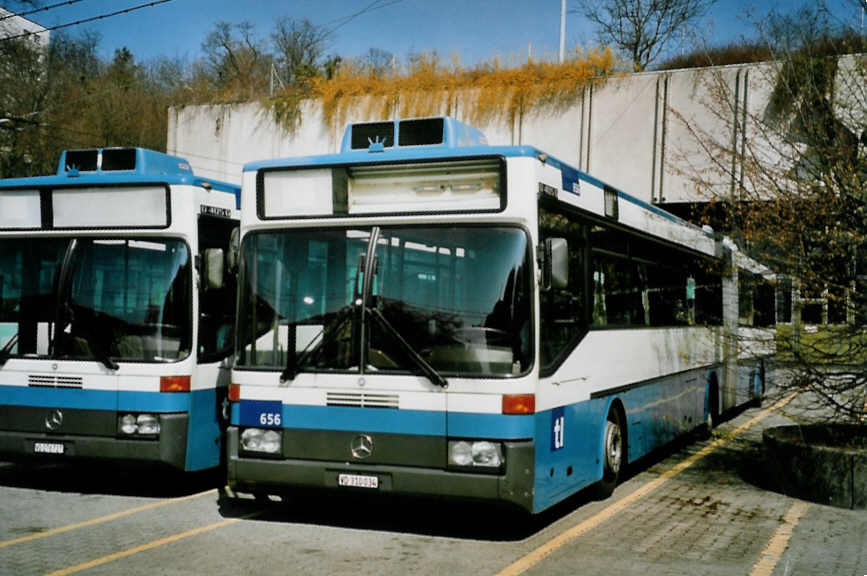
[597,406,625,499]
[752,361,766,408]
[706,377,719,431]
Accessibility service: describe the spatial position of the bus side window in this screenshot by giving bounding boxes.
[198,215,239,362]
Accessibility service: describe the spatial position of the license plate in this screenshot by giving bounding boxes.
[33,442,65,455]
[338,473,379,489]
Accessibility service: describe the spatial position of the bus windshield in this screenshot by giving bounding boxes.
[237,226,532,377]
[0,237,191,364]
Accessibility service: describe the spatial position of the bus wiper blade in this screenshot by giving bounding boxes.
[367,307,447,389]
[0,334,18,366]
[72,320,119,371]
[281,305,354,383]
[69,315,118,371]
[94,349,119,371]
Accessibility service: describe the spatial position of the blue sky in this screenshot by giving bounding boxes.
[7,0,864,66]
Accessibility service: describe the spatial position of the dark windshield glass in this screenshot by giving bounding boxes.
[237,229,367,370]
[0,237,192,363]
[57,239,192,362]
[0,239,68,357]
[370,227,531,376]
[236,226,532,377]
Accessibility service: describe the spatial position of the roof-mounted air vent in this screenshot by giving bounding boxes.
[350,121,394,151]
[101,148,137,171]
[341,116,487,153]
[398,118,444,146]
[63,149,98,173]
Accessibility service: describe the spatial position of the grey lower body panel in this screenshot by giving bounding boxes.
[226,427,535,511]
[0,413,189,470]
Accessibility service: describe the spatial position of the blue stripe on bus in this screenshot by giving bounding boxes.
[447,412,534,439]
[0,386,190,412]
[532,399,607,512]
[118,391,190,412]
[230,402,535,439]
[185,387,221,471]
[231,403,446,436]
[529,368,713,513]
[243,145,541,172]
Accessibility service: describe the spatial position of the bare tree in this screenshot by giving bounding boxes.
[575,0,714,71]
[360,47,396,78]
[672,3,867,421]
[201,21,270,99]
[271,17,328,88]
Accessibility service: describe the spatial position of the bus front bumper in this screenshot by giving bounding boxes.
[0,413,189,470]
[226,427,535,512]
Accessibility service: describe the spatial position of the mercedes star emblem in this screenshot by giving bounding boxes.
[350,434,374,459]
[45,409,63,431]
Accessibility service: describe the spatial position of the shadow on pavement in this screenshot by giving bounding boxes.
[217,482,600,542]
[0,460,222,498]
[213,416,758,541]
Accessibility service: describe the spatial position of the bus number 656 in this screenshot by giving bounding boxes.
[259,413,281,426]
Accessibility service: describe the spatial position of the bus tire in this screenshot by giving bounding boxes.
[752,360,766,408]
[706,378,719,431]
[596,405,625,499]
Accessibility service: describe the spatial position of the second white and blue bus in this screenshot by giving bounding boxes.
[0,147,239,472]
[226,117,773,512]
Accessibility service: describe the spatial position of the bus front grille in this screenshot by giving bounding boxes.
[326,391,399,409]
[28,375,84,389]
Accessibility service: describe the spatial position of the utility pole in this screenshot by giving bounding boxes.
[559,0,566,63]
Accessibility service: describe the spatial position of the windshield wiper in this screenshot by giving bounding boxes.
[0,334,17,366]
[64,317,119,371]
[280,304,354,382]
[91,342,119,371]
[367,306,448,389]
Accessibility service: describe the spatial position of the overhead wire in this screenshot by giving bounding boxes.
[2,0,404,177]
[0,0,174,43]
[0,1,88,23]
[323,0,403,35]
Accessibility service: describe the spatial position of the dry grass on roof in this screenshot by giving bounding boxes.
[268,48,617,131]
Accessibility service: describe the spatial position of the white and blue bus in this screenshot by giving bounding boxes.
[226,117,770,512]
[0,148,240,472]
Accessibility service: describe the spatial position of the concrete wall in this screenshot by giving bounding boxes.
[167,58,864,206]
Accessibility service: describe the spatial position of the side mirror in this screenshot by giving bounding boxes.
[203,248,225,291]
[542,238,569,291]
[226,227,240,275]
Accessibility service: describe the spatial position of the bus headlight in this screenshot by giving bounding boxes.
[120,414,138,435]
[448,440,504,469]
[240,428,282,454]
[118,413,160,436]
[136,414,160,435]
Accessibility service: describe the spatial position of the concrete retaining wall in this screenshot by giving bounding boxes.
[167,56,865,207]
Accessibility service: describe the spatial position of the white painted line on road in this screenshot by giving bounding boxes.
[0,489,217,550]
[748,500,810,576]
[494,392,798,576]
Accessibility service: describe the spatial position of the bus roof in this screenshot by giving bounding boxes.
[244,116,703,234]
[0,147,240,208]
